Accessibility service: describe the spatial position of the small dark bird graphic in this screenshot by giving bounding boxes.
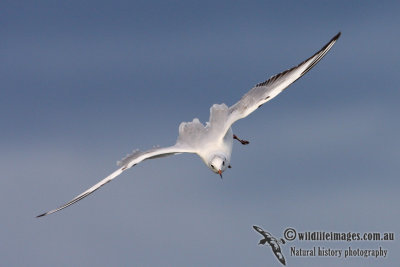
[253,225,286,265]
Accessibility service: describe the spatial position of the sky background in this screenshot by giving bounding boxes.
[1,1,399,266]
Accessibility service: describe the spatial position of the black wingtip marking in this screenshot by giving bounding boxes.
[333,32,341,41]
[299,32,341,77]
[36,213,47,218]
[256,32,341,88]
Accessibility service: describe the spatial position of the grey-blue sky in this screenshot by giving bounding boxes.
[1,1,399,266]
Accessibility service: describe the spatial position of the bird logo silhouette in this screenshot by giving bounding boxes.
[253,225,286,265]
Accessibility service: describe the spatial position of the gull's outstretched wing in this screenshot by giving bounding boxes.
[36,145,194,217]
[223,32,340,136]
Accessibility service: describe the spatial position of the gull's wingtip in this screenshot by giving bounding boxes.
[36,210,55,218]
[333,32,341,41]
[36,212,47,218]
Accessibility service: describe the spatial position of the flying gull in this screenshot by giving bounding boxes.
[37,32,341,217]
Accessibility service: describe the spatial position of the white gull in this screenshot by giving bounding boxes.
[37,32,340,217]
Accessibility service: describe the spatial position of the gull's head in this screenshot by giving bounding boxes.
[208,155,227,178]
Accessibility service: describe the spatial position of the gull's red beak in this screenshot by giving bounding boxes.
[218,170,222,179]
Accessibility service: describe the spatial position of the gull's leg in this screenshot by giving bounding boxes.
[233,134,249,145]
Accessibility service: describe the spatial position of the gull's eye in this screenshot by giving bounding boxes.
[211,164,215,169]
[222,161,225,166]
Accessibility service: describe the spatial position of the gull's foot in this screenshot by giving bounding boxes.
[233,134,250,145]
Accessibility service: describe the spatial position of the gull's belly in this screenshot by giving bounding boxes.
[198,127,233,165]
